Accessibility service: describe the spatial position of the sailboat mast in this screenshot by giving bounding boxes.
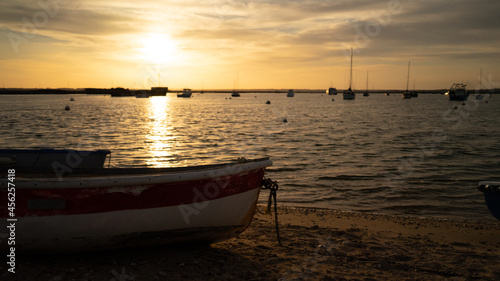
[406,61,410,92]
[366,70,369,92]
[349,47,353,90]
[479,68,482,91]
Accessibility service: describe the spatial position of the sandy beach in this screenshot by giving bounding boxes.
[3,205,500,281]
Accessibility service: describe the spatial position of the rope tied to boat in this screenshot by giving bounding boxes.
[262,177,282,246]
[237,157,249,164]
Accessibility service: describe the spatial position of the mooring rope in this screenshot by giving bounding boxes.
[262,177,282,246]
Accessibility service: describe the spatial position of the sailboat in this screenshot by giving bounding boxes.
[343,47,355,100]
[363,71,369,96]
[410,78,418,97]
[231,72,240,97]
[402,61,412,99]
[476,69,484,100]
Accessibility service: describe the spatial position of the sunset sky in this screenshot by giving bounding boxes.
[1,0,499,90]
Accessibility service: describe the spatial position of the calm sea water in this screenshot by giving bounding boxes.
[1,93,499,222]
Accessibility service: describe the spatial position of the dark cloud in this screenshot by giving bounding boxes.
[0,1,144,36]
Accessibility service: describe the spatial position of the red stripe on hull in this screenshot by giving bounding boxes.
[1,169,265,217]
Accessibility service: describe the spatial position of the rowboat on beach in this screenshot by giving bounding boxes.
[0,152,273,252]
[477,181,500,221]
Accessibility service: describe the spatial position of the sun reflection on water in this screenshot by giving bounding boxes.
[144,96,177,167]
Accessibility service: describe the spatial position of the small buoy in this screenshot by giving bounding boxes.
[70,98,75,101]
[453,106,458,109]
[266,100,271,104]
[486,100,488,103]
[65,105,70,110]
[332,98,335,101]
[283,118,288,123]
[462,102,466,106]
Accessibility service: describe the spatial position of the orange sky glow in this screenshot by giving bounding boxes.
[1,0,499,90]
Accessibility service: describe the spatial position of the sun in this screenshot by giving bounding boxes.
[140,33,179,63]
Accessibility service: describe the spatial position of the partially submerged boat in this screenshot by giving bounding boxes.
[477,181,500,221]
[0,151,273,251]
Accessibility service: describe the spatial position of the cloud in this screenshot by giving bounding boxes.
[1,0,499,88]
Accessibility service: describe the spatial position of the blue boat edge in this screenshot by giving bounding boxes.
[477,181,500,221]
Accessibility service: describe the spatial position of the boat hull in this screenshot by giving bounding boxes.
[0,158,272,251]
[343,92,355,100]
[449,94,469,101]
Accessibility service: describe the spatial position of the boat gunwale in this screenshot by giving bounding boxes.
[0,157,272,189]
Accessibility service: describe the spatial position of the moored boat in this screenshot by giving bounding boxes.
[343,47,356,100]
[476,69,484,100]
[445,83,468,101]
[177,88,192,98]
[287,89,294,97]
[0,156,273,251]
[150,87,168,96]
[326,87,337,95]
[477,181,500,221]
[110,87,134,97]
[363,71,369,97]
[402,61,412,99]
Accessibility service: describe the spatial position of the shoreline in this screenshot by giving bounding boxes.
[4,205,499,280]
[2,88,498,95]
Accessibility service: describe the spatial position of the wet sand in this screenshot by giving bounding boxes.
[4,205,500,280]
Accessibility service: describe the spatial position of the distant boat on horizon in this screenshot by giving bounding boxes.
[476,69,484,100]
[150,87,168,96]
[287,89,295,97]
[177,88,192,98]
[327,87,337,95]
[402,61,412,99]
[411,78,418,97]
[231,72,240,97]
[363,71,369,97]
[445,83,468,101]
[343,47,355,100]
